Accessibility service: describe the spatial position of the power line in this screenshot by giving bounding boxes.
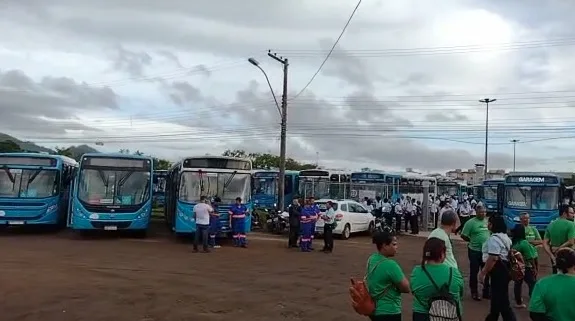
[290,0,362,100]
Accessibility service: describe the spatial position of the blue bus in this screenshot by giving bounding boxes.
[164,156,253,236]
[477,178,504,214]
[499,172,562,232]
[437,178,466,198]
[69,153,153,237]
[0,153,78,228]
[350,171,402,201]
[153,170,168,207]
[252,170,299,211]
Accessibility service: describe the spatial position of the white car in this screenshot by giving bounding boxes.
[314,199,375,240]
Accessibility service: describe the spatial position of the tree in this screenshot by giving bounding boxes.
[55,146,74,158]
[0,140,22,153]
[153,158,171,170]
[221,149,316,170]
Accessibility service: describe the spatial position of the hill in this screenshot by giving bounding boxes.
[0,133,99,159]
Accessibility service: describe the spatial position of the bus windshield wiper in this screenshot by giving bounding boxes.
[23,168,43,192]
[2,166,15,184]
[222,171,237,196]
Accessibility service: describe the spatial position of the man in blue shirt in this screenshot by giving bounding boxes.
[228,197,248,248]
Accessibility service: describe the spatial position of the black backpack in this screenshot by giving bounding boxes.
[417,266,461,321]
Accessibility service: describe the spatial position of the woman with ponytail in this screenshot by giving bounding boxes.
[410,237,464,321]
[529,247,575,321]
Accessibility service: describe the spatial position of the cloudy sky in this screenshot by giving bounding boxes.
[1,0,575,173]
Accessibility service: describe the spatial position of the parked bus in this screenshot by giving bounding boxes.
[350,171,386,201]
[499,172,562,232]
[252,170,299,211]
[399,173,437,202]
[476,178,504,215]
[153,170,168,208]
[164,156,252,235]
[329,170,350,199]
[0,153,77,228]
[436,178,466,198]
[69,153,153,237]
[299,169,331,199]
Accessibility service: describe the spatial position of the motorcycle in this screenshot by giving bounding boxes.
[374,216,397,235]
[265,209,289,234]
[251,210,261,230]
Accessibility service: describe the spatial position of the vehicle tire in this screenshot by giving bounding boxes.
[368,221,375,235]
[340,224,351,240]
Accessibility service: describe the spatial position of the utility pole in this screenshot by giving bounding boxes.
[268,50,289,212]
[510,139,519,172]
[479,98,496,178]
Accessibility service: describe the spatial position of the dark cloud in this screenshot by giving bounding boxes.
[110,46,152,77]
[0,69,117,136]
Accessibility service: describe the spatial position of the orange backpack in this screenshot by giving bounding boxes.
[349,259,389,316]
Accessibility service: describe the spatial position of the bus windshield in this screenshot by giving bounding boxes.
[505,186,558,210]
[253,177,277,196]
[0,168,58,198]
[483,185,498,200]
[179,171,251,203]
[78,168,151,206]
[299,177,330,199]
[437,184,457,196]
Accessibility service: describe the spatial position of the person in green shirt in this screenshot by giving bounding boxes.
[512,224,538,308]
[460,205,490,301]
[529,247,575,321]
[365,230,410,321]
[520,212,542,246]
[543,205,575,274]
[410,237,464,321]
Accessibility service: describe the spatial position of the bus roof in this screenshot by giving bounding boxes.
[81,152,152,160]
[482,178,504,183]
[0,152,78,166]
[252,169,299,175]
[505,172,560,178]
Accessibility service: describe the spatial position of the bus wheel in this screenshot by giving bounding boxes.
[339,224,351,240]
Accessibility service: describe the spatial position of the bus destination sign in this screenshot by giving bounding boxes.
[506,176,558,184]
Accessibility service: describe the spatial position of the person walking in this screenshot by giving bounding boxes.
[229,197,248,248]
[479,215,517,321]
[287,198,302,248]
[529,248,575,321]
[460,205,490,301]
[192,195,213,253]
[543,205,575,274]
[410,237,464,321]
[511,224,538,308]
[365,230,410,321]
[321,200,336,253]
[428,210,459,269]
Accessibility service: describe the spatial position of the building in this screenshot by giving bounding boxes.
[445,164,506,185]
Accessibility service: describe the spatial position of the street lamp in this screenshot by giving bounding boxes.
[248,58,281,116]
[248,55,289,213]
[510,139,519,172]
[479,98,496,177]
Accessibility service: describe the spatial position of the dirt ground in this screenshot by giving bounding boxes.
[0,224,540,321]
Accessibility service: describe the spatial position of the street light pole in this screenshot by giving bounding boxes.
[510,139,519,172]
[248,52,289,212]
[479,98,496,178]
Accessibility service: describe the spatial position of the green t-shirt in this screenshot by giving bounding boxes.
[544,218,575,248]
[513,240,538,266]
[525,225,541,242]
[529,274,575,320]
[410,264,464,314]
[365,253,405,316]
[461,217,490,251]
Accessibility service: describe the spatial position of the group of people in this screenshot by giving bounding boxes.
[190,196,248,252]
[363,204,575,321]
[366,196,423,235]
[287,196,336,253]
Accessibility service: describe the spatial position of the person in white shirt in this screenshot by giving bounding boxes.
[450,196,458,209]
[405,199,414,233]
[455,201,471,234]
[431,199,439,228]
[428,210,458,268]
[192,195,213,253]
[381,198,392,226]
[394,199,403,233]
[374,196,384,218]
